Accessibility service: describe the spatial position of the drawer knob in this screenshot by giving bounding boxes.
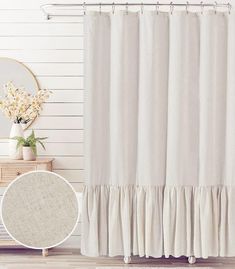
[16,172,21,176]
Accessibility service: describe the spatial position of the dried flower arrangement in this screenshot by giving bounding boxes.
[0,82,51,124]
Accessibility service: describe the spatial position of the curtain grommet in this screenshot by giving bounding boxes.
[112,2,115,14]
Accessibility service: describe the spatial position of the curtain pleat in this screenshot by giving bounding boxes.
[166,12,200,186]
[137,12,169,186]
[82,11,235,258]
[84,13,111,186]
[199,13,228,186]
[109,13,139,186]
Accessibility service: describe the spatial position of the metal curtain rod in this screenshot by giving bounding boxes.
[41,2,232,20]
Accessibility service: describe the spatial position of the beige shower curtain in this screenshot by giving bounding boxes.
[82,10,235,258]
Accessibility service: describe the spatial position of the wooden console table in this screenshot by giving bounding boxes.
[0,158,53,256]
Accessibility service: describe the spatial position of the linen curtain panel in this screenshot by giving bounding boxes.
[82,10,235,259]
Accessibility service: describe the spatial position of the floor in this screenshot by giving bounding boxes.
[0,249,234,269]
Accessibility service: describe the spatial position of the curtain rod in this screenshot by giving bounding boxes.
[41,2,232,20]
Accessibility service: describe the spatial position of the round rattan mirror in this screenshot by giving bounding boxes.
[0,58,39,138]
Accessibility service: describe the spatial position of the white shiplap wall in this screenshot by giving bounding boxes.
[0,0,86,248]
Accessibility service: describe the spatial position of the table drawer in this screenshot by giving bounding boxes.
[1,166,36,183]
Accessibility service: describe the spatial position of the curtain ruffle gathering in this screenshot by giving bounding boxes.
[81,185,235,258]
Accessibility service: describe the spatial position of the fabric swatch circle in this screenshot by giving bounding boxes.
[1,171,78,249]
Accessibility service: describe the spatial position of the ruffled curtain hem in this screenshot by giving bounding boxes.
[81,185,235,258]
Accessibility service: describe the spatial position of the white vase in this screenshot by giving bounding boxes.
[23,147,36,161]
[9,123,24,160]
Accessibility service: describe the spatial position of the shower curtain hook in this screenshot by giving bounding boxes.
[228,3,232,14]
[186,1,189,14]
[126,2,128,14]
[156,1,160,14]
[141,2,144,14]
[112,2,115,14]
[214,1,217,14]
[83,2,86,15]
[99,3,102,14]
[200,1,204,15]
[170,2,174,15]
